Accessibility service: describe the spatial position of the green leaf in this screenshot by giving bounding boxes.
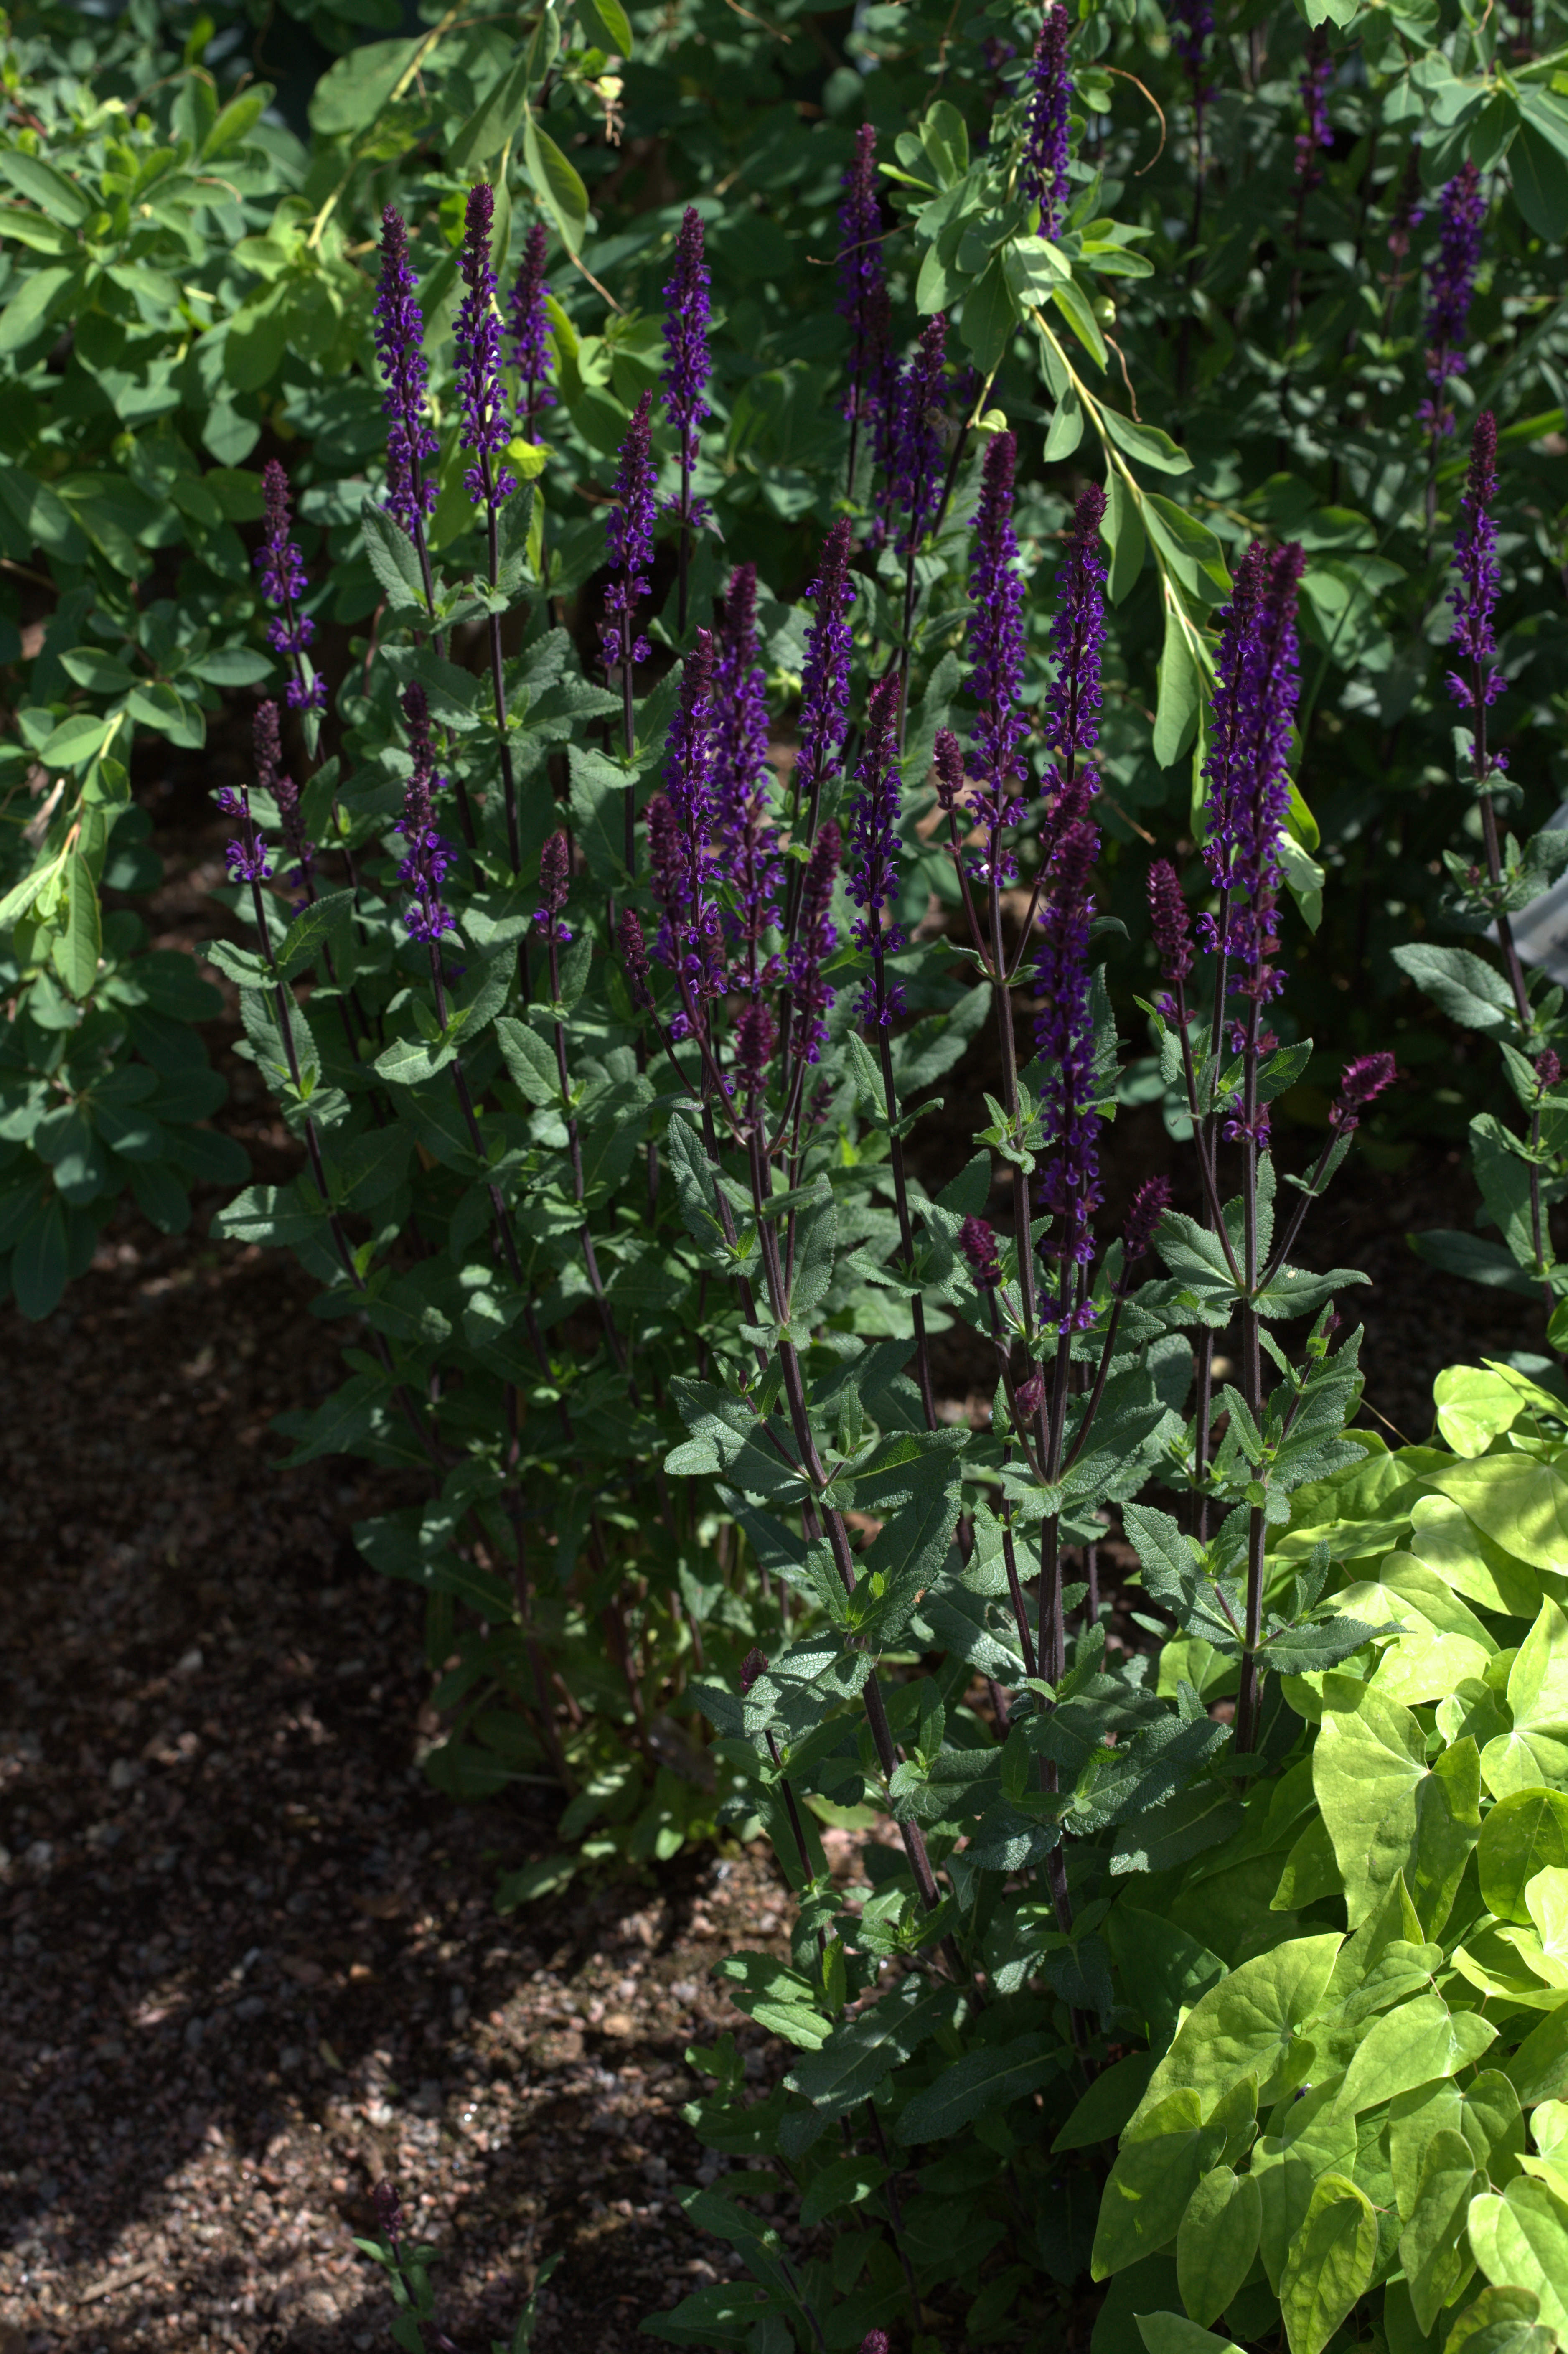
[361,501,428,613]
[1099,409,1193,476]
[578,0,634,51]
[1391,944,1516,1038]
[308,35,422,137]
[1504,1999,1568,2107]
[449,50,537,171]
[961,254,1020,376]
[797,2150,887,2228]
[1339,1992,1496,2115]
[1315,1685,1480,1932]
[0,262,76,356]
[1105,464,1146,604]
[1444,2286,1549,2354]
[0,150,92,225]
[1154,600,1202,768]
[1467,2180,1568,2336]
[783,1978,955,2120]
[1177,2167,1263,2329]
[895,2032,1064,2143]
[522,114,589,255]
[10,1195,67,1320]
[1278,2173,1377,2354]
[1400,2130,1482,2334]
[1094,2078,1257,2279]
[1136,2320,1250,2354]
[1482,1601,1568,1797]
[1052,274,1108,369]
[1054,2050,1158,2151]
[1480,1789,1568,1925]
[496,1015,562,1108]
[276,888,356,979]
[1512,99,1568,242]
[53,849,102,1000]
[1126,1935,1341,2131]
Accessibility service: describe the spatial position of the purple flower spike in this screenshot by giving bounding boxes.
[1122,1177,1172,1266]
[1330,1051,1396,1133]
[534,829,573,947]
[859,2334,891,2354]
[662,206,712,480]
[787,818,841,1068]
[650,633,727,1031]
[508,221,557,439]
[455,184,516,511]
[1447,410,1505,727]
[1294,33,1333,188]
[890,315,948,554]
[1023,5,1074,240]
[838,125,886,432]
[1042,483,1108,861]
[959,1214,1003,1291]
[964,430,1030,885]
[602,390,658,676]
[933,725,965,811]
[1198,540,1306,1111]
[1034,812,1103,1324]
[1420,163,1486,438]
[1147,860,1193,989]
[254,701,312,886]
[397,680,457,945]
[255,460,324,713]
[1167,0,1213,79]
[1538,1048,1563,1092]
[795,518,856,823]
[734,999,777,1099]
[373,206,439,533]
[846,673,907,1025]
[216,754,272,885]
[712,564,782,980]
[618,905,653,1009]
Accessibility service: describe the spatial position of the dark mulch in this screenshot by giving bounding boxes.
[0,784,1549,2354]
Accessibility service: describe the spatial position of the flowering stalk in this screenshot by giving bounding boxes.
[837,125,886,498]
[255,459,324,726]
[373,206,473,849]
[662,206,712,633]
[784,519,855,916]
[847,672,936,1425]
[1022,4,1073,239]
[1169,0,1213,240]
[889,313,948,737]
[507,220,556,446]
[1446,412,1529,1022]
[1421,163,1486,528]
[455,183,524,873]
[603,391,658,856]
[1286,31,1332,343]
[712,563,782,997]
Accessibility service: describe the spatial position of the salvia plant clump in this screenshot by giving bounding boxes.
[8,3,1568,2350]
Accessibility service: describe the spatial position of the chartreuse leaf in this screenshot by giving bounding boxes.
[1314,1683,1480,1932]
[1278,2173,1377,2354]
[1126,1937,1341,2132]
[1504,2000,1568,2106]
[1481,1790,1568,1924]
[1443,2287,1551,2354]
[1467,2179,1568,2336]
[1054,2049,1158,2150]
[1400,2129,1481,2334]
[1431,1457,1568,1576]
[1407,1495,1543,1621]
[1483,1603,1568,1797]
[1093,2077,1256,2277]
[1177,2166,1262,2328]
[1434,1365,1530,1457]
[1337,1992,1497,2115]
[1254,2080,1357,2294]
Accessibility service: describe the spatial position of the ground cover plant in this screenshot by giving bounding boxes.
[8,0,1568,2349]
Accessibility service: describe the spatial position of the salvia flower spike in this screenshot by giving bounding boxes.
[1447,409,1505,732]
[1022,4,1073,239]
[837,124,886,488]
[396,681,457,945]
[1329,1052,1396,1132]
[372,206,439,534]
[649,630,727,1037]
[786,819,841,1070]
[793,518,856,850]
[507,221,557,441]
[254,702,312,890]
[959,1214,1003,1291]
[1147,858,1194,1016]
[454,183,516,511]
[889,314,949,555]
[711,564,781,984]
[1034,813,1103,1325]
[964,430,1030,885]
[846,672,907,1025]
[1122,1176,1172,1266]
[1420,161,1485,439]
[1294,33,1333,188]
[663,205,712,626]
[216,761,272,886]
[534,830,573,949]
[255,460,323,713]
